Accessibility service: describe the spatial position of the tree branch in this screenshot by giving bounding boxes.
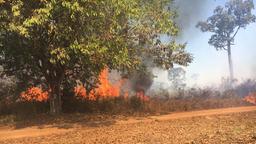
[223,47,228,51]
[231,26,240,40]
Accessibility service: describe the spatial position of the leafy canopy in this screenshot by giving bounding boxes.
[0,0,192,90]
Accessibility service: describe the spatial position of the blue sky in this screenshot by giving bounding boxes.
[153,0,256,88]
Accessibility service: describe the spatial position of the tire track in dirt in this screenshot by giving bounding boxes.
[0,106,256,140]
[0,126,71,140]
[117,106,256,124]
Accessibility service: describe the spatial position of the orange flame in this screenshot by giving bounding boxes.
[74,68,151,102]
[93,68,121,98]
[243,92,256,105]
[75,68,124,100]
[136,91,150,102]
[124,91,129,100]
[20,87,49,102]
[74,85,86,98]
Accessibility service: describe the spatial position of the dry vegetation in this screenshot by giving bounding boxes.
[0,0,256,143]
[0,77,255,144]
[1,86,252,117]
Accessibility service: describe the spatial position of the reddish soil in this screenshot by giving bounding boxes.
[0,106,256,144]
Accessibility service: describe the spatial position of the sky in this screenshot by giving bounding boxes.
[153,0,256,88]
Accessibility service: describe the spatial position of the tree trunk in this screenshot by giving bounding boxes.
[227,41,234,87]
[49,81,62,115]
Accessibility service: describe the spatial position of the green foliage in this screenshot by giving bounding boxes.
[0,0,192,87]
[0,0,192,113]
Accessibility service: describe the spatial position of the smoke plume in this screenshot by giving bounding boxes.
[127,1,209,93]
[174,0,208,39]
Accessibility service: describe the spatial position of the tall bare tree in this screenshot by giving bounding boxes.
[197,0,255,87]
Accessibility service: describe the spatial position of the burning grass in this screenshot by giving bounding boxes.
[0,68,253,117]
[243,92,256,105]
[1,87,253,117]
[20,87,48,102]
[74,68,149,102]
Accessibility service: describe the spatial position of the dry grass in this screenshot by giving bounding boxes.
[144,97,250,114]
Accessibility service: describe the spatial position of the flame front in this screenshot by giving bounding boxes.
[89,69,122,100]
[243,92,256,105]
[74,68,151,102]
[75,68,123,100]
[20,87,49,102]
[136,91,150,102]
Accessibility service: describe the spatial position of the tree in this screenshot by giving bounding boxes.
[196,0,255,87]
[0,0,192,115]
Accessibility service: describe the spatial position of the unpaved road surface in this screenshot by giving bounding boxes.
[1,106,256,144]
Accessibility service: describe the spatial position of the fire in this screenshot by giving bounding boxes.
[74,85,86,98]
[136,90,150,102]
[75,68,151,102]
[124,91,129,99]
[20,87,49,102]
[75,68,123,100]
[91,68,121,98]
[243,92,256,105]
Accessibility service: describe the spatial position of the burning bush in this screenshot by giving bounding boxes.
[243,92,256,105]
[20,87,48,102]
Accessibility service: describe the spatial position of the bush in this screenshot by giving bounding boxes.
[0,77,16,101]
[130,96,144,110]
[14,102,49,119]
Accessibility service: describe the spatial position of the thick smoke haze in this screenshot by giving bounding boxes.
[153,0,256,88]
[151,0,210,89]
[110,0,256,91]
[174,0,208,40]
[151,1,210,90]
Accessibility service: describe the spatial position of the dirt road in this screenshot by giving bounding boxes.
[1,106,256,143]
[117,106,256,124]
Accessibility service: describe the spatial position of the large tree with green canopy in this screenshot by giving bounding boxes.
[197,0,255,87]
[0,0,192,115]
